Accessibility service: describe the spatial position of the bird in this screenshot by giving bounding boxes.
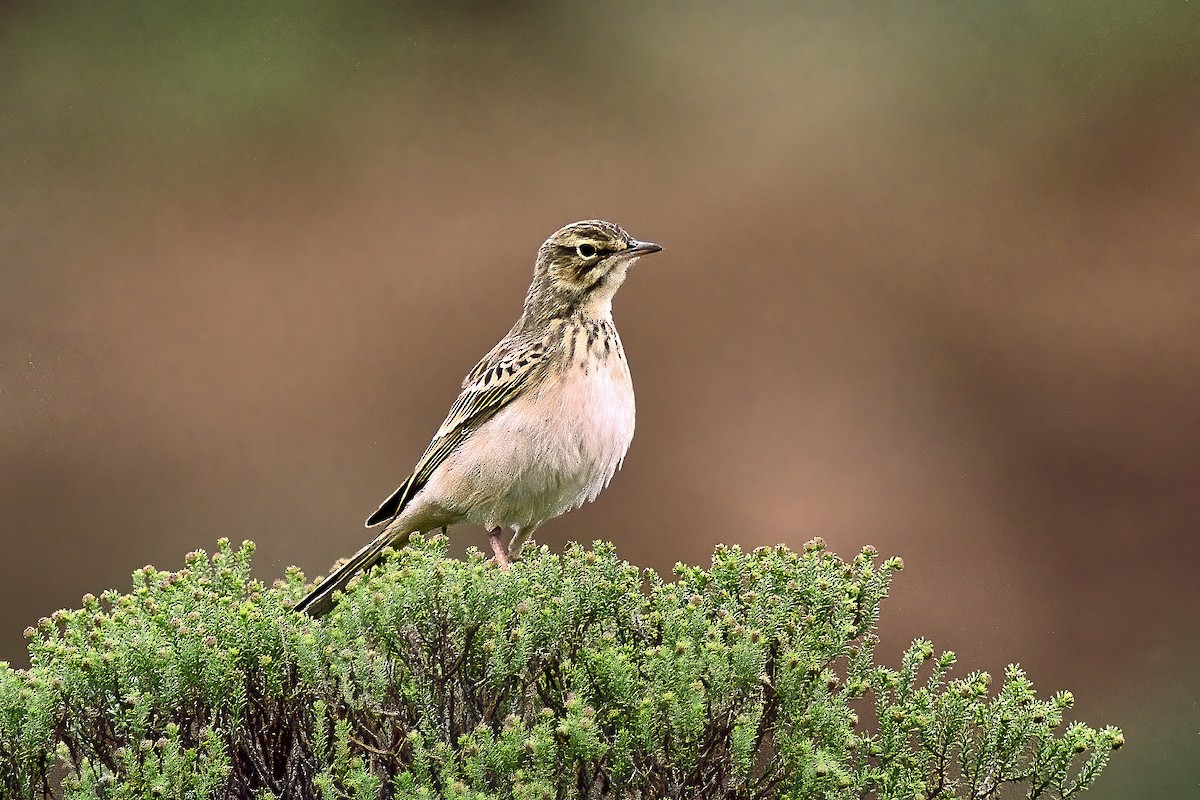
[295,219,662,616]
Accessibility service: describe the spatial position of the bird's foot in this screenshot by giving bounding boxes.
[507,531,533,562]
[487,529,511,570]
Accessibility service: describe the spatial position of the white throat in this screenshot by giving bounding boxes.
[579,258,635,319]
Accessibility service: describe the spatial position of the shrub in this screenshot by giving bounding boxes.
[1,536,1122,799]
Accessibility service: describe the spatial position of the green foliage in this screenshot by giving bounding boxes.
[1,537,1122,799]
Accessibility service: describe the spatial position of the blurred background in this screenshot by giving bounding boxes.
[2,2,1197,796]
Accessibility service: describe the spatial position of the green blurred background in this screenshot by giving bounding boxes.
[2,2,1197,796]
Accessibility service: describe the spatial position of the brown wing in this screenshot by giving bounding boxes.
[365,332,553,526]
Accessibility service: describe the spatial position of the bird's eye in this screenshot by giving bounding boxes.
[576,243,597,259]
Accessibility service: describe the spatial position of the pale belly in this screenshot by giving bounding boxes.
[423,356,635,532]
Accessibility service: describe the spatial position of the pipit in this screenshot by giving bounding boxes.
[295,220,661,616]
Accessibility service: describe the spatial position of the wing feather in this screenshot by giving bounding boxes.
[365,330,554,526]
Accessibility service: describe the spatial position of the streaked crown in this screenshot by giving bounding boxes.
[523,220,661,321]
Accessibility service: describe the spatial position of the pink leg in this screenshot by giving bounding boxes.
[488,529,511,570]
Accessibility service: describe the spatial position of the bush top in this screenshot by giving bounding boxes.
[1,536,1121,799]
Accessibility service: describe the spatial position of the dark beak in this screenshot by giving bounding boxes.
[625,239,663,257]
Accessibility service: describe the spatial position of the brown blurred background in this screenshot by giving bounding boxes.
[2,2,1198,796]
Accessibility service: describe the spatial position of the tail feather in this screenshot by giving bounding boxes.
[294,528,412,617]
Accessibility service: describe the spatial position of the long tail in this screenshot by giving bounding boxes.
[294,527,412,617]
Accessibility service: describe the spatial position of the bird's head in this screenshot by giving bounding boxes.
[524,220,661,321]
